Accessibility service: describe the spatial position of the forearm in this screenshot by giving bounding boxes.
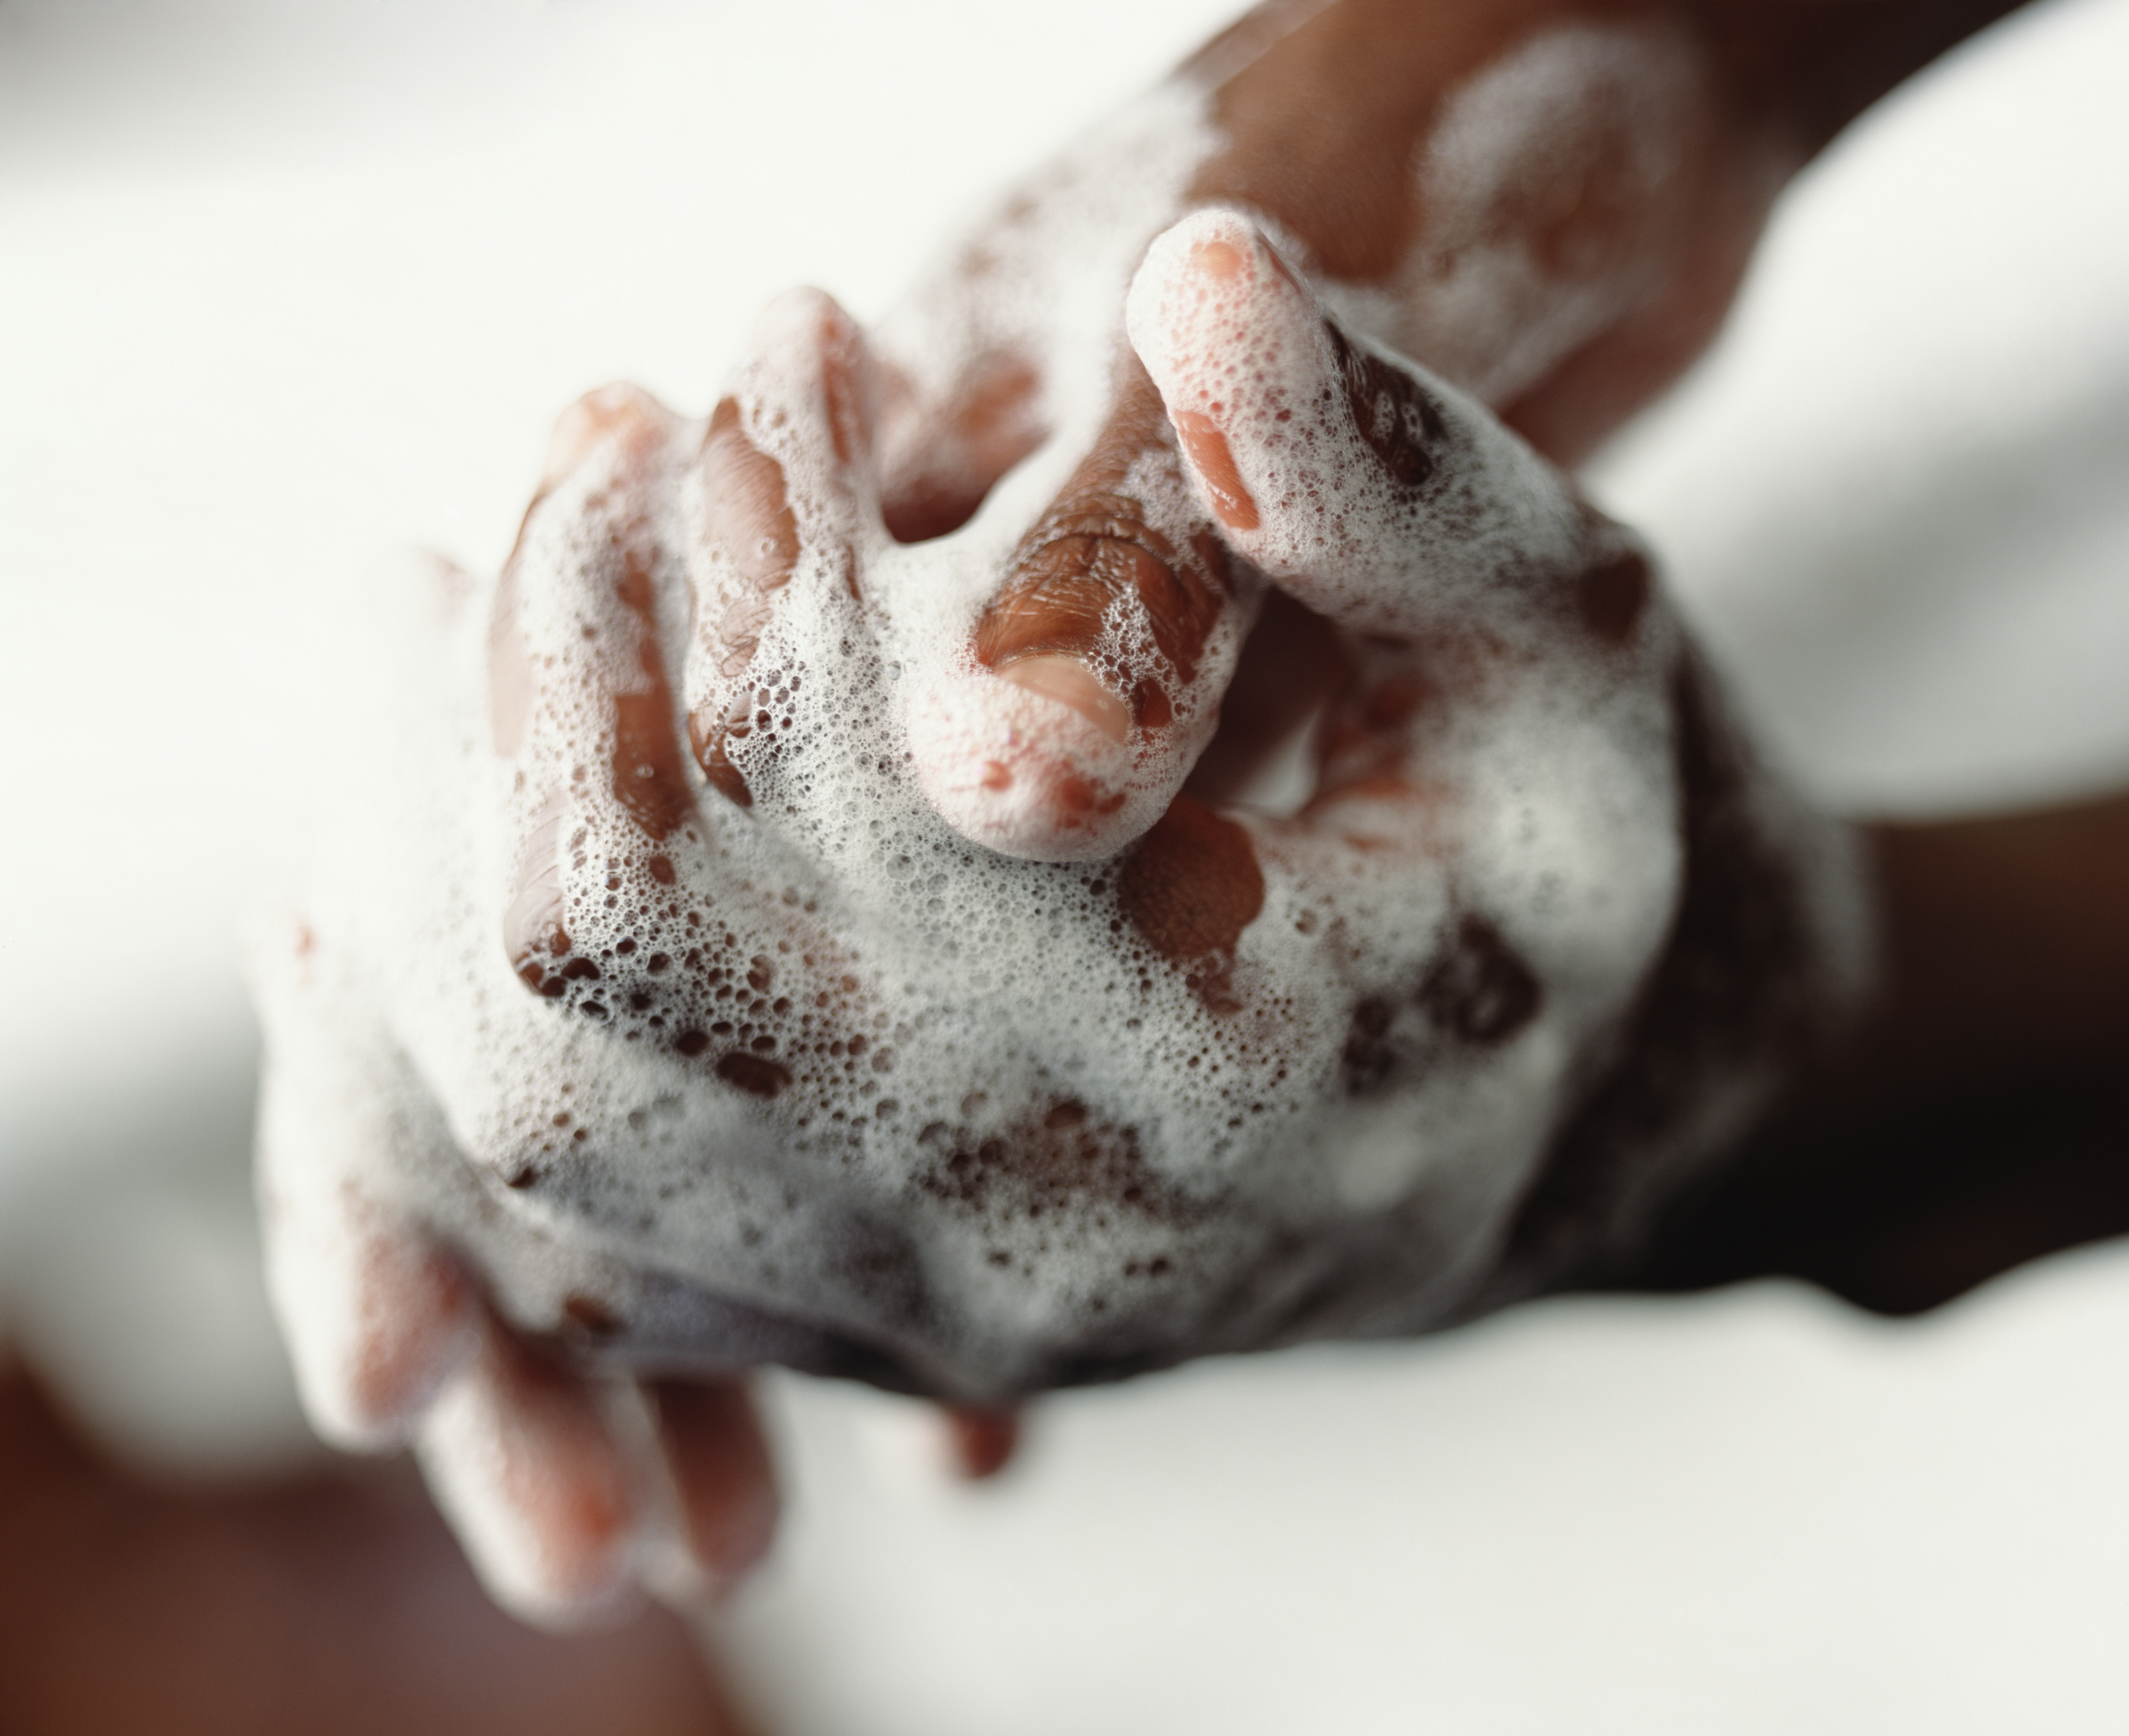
[877,0,2035,530]
[1191,0,2033,453]
[1195,0,2034,245]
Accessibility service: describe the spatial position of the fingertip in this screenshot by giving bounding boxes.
[696,286,880,560]
[1127,211,1316,560]
[1190,235,1249,282]
[682,285,886,809]
[1135,208,1583,634]
[1137,206,1271,286]
[749,281,858,351]
[909,667,1143,863]
[742,284,879,476]
[417,1323,645,1629]
[267,1185,481,1454]
[940,1404,1022,1481]
[1126,207,1299,361]
[331,1238,482,1451]
[647,1378,780,1598]
[540,382,674,490]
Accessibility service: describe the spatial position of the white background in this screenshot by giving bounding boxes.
[3,1,2126,1730]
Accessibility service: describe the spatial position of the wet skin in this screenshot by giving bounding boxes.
[256,0,2055,1625]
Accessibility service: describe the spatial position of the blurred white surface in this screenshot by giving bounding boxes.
[0,1054,315,1479]
[1587,0,2129,815]
[733,1258,2129,1734]
[2,0,2126,1727]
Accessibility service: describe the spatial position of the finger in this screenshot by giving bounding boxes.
[906,353,1263,863]
[266,1180,477,1453]
[1125,207,1651,650]
[679,286,878,816]
[940,1404,1021,1481]
[642,1378,780,1600]
[1126,211,1671,892]
[492,319,886,1107]
[416,1312,646,1628]
[252,912,481,1451]
[1122,209,1689,1125]
[494,381,705,1030]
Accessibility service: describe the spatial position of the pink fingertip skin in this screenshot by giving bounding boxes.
[332,1234,482,1448]
[908,668,1150,863]
[999,654,1132,743]
[538,381,676,491]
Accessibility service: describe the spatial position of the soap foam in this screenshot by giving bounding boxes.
[254,37,1863,1409]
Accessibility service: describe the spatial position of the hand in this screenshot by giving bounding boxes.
[252,0,2020,1626]
[252,206,1855,1623]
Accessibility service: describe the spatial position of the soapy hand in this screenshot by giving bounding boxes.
[253,209,1854,1625]
[252,0,2024,1628]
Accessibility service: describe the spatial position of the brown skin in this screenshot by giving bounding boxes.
[283,0,2081,1654]
[618,0,2094,1614]
[884,0,2129,1412]
[1871,798,2129,1095]
[976,357,1241,733]
[571,0,2074,1601]
[882,0,2035,552]
[1623,795,2129,1312]
[23,803,2118,1725]
[10,6,2087,1720]
[1188,0,2032,461]
[1143,0,2129,1315]
[890,0,2033,750]
[1119,2,2129,1321]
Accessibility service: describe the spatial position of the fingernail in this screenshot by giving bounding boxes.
[999,655,1130,743]
[1191,236,1249,282]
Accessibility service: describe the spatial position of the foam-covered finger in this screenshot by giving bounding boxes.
[494,382,706,1022]
[681,286,878,814]
[253,929,481,1452]
[907,356,1261,863]
[263,1174,478,1453]
[417,1316,645,1628]
[642,1378,780,1600]
[1127,209,1647,646]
